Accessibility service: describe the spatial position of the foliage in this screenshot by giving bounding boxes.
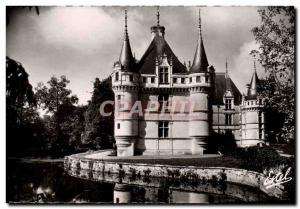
[35,76,79,156]
[251,6,295,142]
[81,77,115,149]
[232,146,289,173]
[6,57,46,157]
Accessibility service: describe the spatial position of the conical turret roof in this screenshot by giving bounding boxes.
[190,9,209,74]
[119,10,135,72]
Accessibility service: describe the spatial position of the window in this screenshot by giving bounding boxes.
[151,77,155,83]
[259,99,262,105]
[173,78,177,83]
[143,77,147,83]
[181,78,185,84]
[158,94,169,112]
[159,67,169,84]
[115,72,119,81]
[258,111,263,124]
[189,77,192,83]
[158,121,169,138]
[225,99,232,110]
[117,123,120,129]
[225,114,232,125]
[205,76,209,82]
[251,101,254,105]
[196,76,200,83]
[129,75,133,81]
[259,124,263,139]
[117,95,121,100]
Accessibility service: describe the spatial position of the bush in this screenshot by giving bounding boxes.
[235,146,287,172]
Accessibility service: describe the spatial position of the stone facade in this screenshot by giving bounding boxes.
[111,9,266,156]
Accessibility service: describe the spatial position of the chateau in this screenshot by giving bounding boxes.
[111,9,266,156]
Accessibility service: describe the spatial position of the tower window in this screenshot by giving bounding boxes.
[151,77,155,83]
[129,75,133,81]
[117,123,120,129]
[205,76,209,82]
[159,67,169,84]
[225,99,232,110]
[196,76,200,83]
[259,124,263,139]
[181,78,185,84]
[143,77,147,83]
[225,114,232,125]
[258,111,263,123]
[173,78,177,83]
[158,121,169,138]
[189,77,192,83]
[115,72,119,81]
[158,94,169,112]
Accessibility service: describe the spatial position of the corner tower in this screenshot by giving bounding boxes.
[188,9,215,155]
[112,10,140,156]
[240,58,265,147]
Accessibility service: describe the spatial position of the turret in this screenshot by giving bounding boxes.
[112,10,141,156]
[240,58,265,147]
[188,9,215,155]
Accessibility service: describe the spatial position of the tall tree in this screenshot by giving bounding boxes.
[82,77,115,149]
[35,76,78,155]
[251,6,295,142]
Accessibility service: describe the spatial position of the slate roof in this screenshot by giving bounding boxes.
[189,37,209,73]
[137,35,187,74]
[213,73,242,105]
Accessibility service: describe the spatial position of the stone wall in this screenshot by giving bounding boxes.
[64,154,284,199]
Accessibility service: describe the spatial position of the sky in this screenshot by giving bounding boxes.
[7,6,265,105]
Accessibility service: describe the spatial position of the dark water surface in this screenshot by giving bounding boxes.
[7,159,279,204]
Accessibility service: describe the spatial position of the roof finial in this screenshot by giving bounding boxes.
[198,8,202,39]
[253,54,257,73]
[157,6,160,26]
[124,10,128,39]
[225,58,228,77]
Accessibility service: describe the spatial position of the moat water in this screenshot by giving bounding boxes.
[7,159,282,204]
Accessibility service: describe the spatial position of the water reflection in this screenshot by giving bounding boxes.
[7,160,278,204]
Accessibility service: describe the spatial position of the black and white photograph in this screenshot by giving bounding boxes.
[5,2,296,205]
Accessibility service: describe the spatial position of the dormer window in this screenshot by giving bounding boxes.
[159,67,169,84]
[115,72,119,81]
[225,99,232,110]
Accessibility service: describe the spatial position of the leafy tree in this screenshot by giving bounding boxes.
[6,57,48,157]
[251,6,295,142]
[35,76,78,155]
[81,77,115,149]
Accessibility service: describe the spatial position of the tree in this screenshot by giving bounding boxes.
[35,76,78,155]
[6,57,44,157]
[81,77,115,149]
[251,6,295,142]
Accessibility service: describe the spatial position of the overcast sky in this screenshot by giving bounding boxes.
[7,6,265,105]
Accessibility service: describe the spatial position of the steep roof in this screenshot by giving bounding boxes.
[190,36,209,73]
[213,73,242,105]
[137,35,187,74]
[189,10,209,74]
[119,10,136,72]
[245,70,260,100]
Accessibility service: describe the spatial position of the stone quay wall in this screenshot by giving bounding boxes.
[64,153,284,199]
